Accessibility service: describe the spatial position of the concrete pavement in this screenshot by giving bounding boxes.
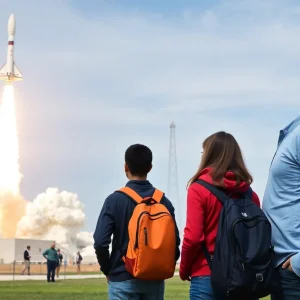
[0,274,105,281]
[0,272,179,281]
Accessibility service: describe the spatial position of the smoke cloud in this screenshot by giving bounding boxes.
[14,188,94,255]
[0,188,95,259]
[0,85,95,259]
[76,231,94,247]
[0,191,26,238]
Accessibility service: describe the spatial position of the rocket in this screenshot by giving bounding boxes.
[0,14,23,84]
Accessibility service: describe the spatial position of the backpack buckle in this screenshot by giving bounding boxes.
[256,273,263,282]
[142,198,156,205]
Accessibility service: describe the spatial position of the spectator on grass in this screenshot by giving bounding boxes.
[93,144,180,300]
[179,132,260,300]
[21,246,31,275]
[43,242,58,282]
[263,115,300,299]
[76,251,82,275]
[56,249,63,278]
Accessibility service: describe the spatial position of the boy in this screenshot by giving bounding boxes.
[94,144,180,299]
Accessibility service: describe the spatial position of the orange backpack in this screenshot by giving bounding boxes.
[118,187,176,280]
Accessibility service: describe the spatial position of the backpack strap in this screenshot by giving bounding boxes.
[194,179,253,269]
[117,187,144,204]
[194,179,229,204]
[194,180,230,269]
[152,189,164,203]
[117,187,164,204]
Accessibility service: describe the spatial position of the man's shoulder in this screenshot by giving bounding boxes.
[148,185,171,203]
[106,190,120,200]
[158,192,174,210]
[105,190,129,204]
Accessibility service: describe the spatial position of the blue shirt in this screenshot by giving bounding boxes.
[262,115,300,277]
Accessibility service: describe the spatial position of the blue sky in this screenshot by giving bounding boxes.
[69,0,221,16]
[0,0,300,233]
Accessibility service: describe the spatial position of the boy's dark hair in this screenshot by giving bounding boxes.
[125,144,152,177]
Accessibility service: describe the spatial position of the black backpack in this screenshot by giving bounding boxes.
[196,180,275,299]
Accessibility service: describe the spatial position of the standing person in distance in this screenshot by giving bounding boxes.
[180,132,264,300]
[56,249,63,278]
[21,245,31,275]
[43,242,59,282]
[76,251,82,275]
[94,144,180,300]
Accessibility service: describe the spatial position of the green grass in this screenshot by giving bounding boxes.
[0,277,270,300]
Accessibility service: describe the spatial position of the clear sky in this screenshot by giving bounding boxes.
[0,0,299,233]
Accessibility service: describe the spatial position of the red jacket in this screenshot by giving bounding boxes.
[179,168,260,280]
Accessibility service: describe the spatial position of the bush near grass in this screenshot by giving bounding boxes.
[0,277,271,300]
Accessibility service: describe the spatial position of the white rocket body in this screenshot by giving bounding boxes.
[0,14,23,84]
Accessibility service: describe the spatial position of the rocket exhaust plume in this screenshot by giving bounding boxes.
[0,14,94,256]
[0,85,21,193]
[0,84,26,238]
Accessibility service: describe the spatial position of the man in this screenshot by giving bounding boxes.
[263,115,300,299]
[76,251,82,275]
[94,144,180,300]
[21,246,31,275]
[56,249,63,278]
[43,242,58,282]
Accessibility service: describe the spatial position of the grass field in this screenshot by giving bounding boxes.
[0,277,271,300]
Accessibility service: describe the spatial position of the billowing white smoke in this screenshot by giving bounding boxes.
[15,188,95,258]
[0,85,96,260]
[76,232,98,262]
[80,245,96,258]
[76,231,94,247]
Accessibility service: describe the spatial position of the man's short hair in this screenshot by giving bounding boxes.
[125,144,152,177]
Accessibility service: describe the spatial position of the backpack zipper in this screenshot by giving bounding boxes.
[231,218,251,273]
[231,217,269,272]
[135,211,170,248]
[144,228,148,246]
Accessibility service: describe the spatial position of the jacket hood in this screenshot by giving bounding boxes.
[198,167,250,193]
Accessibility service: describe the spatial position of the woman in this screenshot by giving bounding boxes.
[179,131,260,300]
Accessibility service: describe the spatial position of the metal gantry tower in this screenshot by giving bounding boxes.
[167,121,182,233]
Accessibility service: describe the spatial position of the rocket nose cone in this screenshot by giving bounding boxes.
[8,13,16,36]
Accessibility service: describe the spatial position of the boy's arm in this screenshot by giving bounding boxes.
[165,198,181,262]
[93,195,115,276]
